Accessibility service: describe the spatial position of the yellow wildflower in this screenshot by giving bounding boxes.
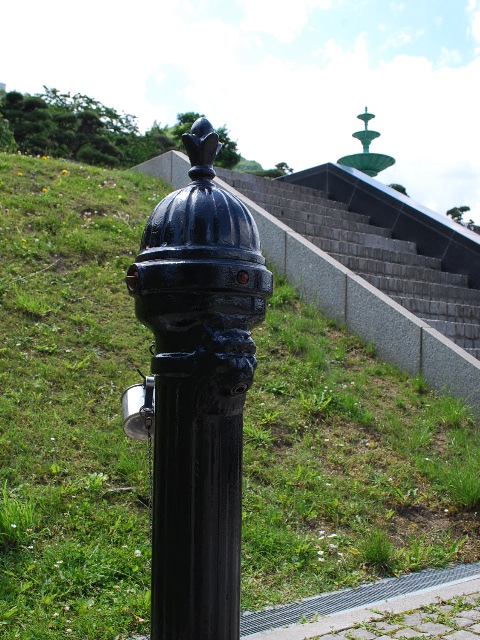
[42,156,47,161]
[42,188,48,193]
[61,169,68,175]
[18,172,23,177]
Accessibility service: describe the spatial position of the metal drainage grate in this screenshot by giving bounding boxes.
[240,562,480,637]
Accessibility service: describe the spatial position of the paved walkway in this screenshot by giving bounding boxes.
[129,577,480,640]
[252,578,480,640]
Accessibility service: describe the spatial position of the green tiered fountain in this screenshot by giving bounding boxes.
[337,107,395,177]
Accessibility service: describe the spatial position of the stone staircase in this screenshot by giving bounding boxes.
[217,169,480,360]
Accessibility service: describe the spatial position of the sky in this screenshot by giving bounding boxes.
[2,0,480,222]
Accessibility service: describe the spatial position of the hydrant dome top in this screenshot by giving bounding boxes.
[138,117,265,265]
[140,181,263,262]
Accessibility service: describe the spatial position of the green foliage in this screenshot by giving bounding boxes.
[446,205,475,229]
[0,110,17,152]
[234,158,264,173]
[361,530,395,573]
[433,394,473,429]
[244,161,295,179]
[41,86,139,135]
[119,121,176,166]
[0,483,37,549]
[300,389,332,418]
[388,183,409,196]
[1,92,53,155]
[397,534,465,572]
[244,422,274,448]
[169,111,203,142]
[437,452,480,508]
[0,87,176,168]
[412,374,428,394]
[447,205,470,223]
[13,287,56,318]
[216,124,241,169]
[0,90,246,170]
[269,279,297,307]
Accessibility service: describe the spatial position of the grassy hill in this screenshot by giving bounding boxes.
[0,152,479,639]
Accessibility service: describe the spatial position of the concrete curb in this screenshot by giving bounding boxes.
[245,576,480,640]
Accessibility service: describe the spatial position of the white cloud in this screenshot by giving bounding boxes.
[381,32,412,49]
[238,0,333,42]
[467,0,480,43]
[439,47,462,66]
[185,39,480,220]
[3,0,480,223]
[470,11,480,41]
[389,2,405,14]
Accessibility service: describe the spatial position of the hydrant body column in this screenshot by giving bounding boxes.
[151,348,247,640]
[126,117,273,640]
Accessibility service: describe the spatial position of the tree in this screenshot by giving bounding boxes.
[234,158,264,173]
[1,88,244,169]
[446,206,470,223]
[0,109,17,152]
[234,158,294,177]
[0,92,53,155]
[169,112,203,146]
[388,184,409,196]
[40,86,139,136]
[446,206,475,230]
[215,125,241,169]
[275,162,294,175]
[117,121,176,166]
[48,110,77,158]
[75,109,122,166]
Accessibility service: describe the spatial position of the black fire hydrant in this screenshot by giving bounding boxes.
[126,117,273,640]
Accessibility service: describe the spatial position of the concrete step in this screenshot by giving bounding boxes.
[392,296,480,324]
[217,170,330,201]
[233,185,351,215]
[226,176,425,255]
[230,179,331,205]
[421,319,480,349]
[220,168,480,361]
[264,201,370,226]
[358,273,480,304]
[299,225,417,252]
[307,236,442,268]
[330,254,469,288]
[288,220,415,251]
[276,211,391,239]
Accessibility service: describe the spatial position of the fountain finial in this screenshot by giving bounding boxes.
[337,108,395,177]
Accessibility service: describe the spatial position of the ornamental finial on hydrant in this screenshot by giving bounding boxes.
[182,116,221,181]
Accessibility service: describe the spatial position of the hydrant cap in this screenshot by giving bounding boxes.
[127,117,273,331]
[138,118,265,265]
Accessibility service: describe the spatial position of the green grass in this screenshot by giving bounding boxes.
[1,152,480,638]
[361,529,395,574]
